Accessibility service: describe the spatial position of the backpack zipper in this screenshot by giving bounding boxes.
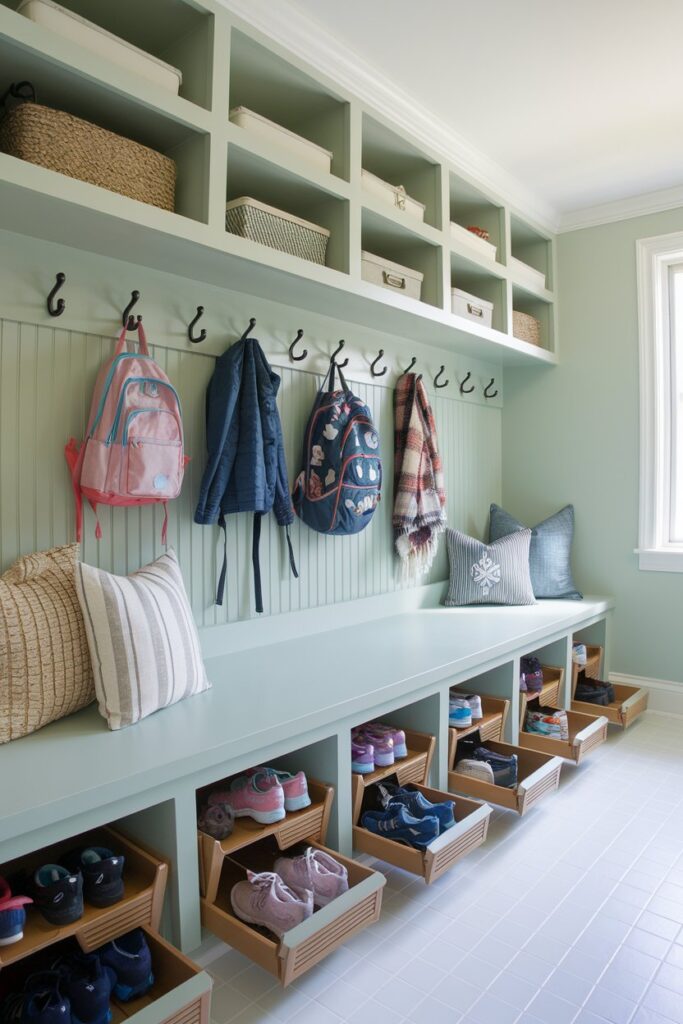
[106,378,182,445]
[122,408,180,446]
[88,353,153,438]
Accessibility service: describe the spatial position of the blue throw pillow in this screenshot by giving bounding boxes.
[489,504,582,600]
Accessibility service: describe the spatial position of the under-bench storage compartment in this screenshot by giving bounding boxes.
[448,739,562,816]
[519,694,608,764]
[571,645,648,727]
[201,838,384,987]
[448,693,510,753]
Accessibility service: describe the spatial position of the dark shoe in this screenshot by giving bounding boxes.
[4,971,70,1023]
[97,928,154,1001]
[32,865,83,925]
[361,804,439,849]
[575,672,614,705]
[52,951,116,1024]
[377,783,455,834]
[64,848,124,908]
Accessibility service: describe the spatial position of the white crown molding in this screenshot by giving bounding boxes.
[559,184,683,234]
[218,0,560,233]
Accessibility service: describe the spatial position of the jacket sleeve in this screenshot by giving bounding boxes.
[194,345,243,525]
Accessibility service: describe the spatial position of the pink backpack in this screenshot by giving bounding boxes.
[65,325,186,543]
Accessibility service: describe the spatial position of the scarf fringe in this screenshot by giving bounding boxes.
[395,520,446,586]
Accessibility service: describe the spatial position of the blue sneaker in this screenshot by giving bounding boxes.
[4,971,70,1023]
[52,951,115,1024]
[449,702,473,728]
[361,804,439,849]
[471,747,518,788]
[63,848,124,909]
[97,929,153,1001]
[32,865,83,925]
[378,784,455,834]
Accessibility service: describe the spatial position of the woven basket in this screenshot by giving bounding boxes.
[513,310,542,346]
[226,196,330,265]
[0,98,176,211]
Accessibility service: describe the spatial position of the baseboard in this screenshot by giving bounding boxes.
[609,671,683,716]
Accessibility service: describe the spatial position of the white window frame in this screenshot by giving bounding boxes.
[636,230,683,571]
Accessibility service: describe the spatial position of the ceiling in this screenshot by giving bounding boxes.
[272,0,683,221]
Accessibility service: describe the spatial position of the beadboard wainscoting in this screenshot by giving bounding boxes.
[0,306,502,629]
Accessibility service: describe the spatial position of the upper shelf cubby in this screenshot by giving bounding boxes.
[0,0,214,109]
[510,214,553,294]
[362,114,442,231]
[228,29,350,182]
[449,172,505,268]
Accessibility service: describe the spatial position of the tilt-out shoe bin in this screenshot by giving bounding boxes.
[0,826,167,968]
[448,693,510,749]
[0,927,211,1024]
[571,645,649,728]
[448,738,563,816]
[519,690,608,764]
[198,777,384,986]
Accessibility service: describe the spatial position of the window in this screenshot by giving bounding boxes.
[636,232,683,570]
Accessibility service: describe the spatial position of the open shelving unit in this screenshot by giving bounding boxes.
[0,0,558,367]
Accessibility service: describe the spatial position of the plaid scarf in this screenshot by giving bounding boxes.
[393,373,447,582]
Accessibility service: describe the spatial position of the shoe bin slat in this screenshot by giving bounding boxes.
[570,646,649,728]
[197,778,334,903]
[447,695,510,763]
[519,692,608,763]
[351,776,491,884]
[200,838,384,987]
[0,826,167,969]
[448,738,562,815]
[354,728,435,789]
[0,927,211,1024]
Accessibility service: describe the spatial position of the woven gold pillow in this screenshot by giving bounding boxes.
[0,544,94,743]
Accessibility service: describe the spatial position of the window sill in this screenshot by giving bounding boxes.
[636,548,683,572]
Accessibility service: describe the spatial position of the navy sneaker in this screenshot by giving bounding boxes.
[361,804,439,849]
[471,747,518,788]
[97,929,153,1001]
[53,952,115,1024]
[378,784,455,834]
[4,971,70,1023]
[32,865,83,925]
[64,848,124,909]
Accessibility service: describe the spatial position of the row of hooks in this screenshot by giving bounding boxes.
[45,273,498,398]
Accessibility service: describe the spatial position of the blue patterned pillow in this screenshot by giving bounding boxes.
[444,528,536,607]
[489,504,582,600]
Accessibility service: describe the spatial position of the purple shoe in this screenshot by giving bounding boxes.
[363,722,408,759]
[274,848,349,908]
[230,871,313,937]
[352,738,374,774]
[354,729,394,767]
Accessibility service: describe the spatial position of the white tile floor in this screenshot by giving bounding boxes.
[201,712,683,1024]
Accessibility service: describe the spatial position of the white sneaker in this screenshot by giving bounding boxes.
[449,698,472,728]
[460,693,483,720]
[454,759,495,784]
[572,643,587,666]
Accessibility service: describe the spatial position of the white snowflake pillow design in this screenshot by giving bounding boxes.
[444,528,535,607]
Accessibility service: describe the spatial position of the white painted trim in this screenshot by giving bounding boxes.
[559,185,683,234]
[636,231,683,571]
[609,671,683,715]
[217,0,559,233]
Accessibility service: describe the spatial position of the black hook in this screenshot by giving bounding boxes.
[122,290,141,330]
[403,356,417,374]
[330,339,349,368]
[46,272,66,317]
[241,317,256,341]
[460,371,475,395]
[188,305,206,344]
[484,378,498,399]
[370,349,387,377]
[434,365,449,389]
[289,329,307,362]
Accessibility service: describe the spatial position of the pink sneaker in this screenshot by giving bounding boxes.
[248,768,311,812]
[353,728,394,767]
[274,848,349,908]
[363,722,408,759]
[230,871,313,937]
[208,775,285,825]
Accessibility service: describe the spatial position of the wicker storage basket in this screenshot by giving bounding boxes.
[0,86,176,211]
[513,309,542,346]
[226,196,330,265]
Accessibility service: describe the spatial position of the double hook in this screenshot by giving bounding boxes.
[330,339,349,368]
[122,290,142,331]
[47,272,66,317]
[188,306,206,344]
[370,349,387,377]
[460,371,475,395]
[484,378,498,399]
[434,365,449,389]
[289,329,307,362]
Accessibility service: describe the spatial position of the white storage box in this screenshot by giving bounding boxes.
[510,256,546,292]
[361,250,423,301]
[226,197,330,265]
[17,0,182,94]
[362,169,425,222]
[229,107,332,175]
[451,287,493,328]
[450,221,497,262]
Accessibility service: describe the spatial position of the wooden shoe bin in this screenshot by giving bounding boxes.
[448,693,510,745]
[198,777,384,986]
[519,675,608,764]
[0,826,167,968]
[353,728,437,789]
[447,738,563,816]
[571,645,649,728]
[0,928,211,1024]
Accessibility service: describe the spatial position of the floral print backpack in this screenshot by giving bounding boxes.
[292,361,382,535]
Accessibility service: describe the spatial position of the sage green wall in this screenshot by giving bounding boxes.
[503,207,683,684]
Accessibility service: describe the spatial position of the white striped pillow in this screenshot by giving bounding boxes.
[444,528,536,606]
[75,549,210,730]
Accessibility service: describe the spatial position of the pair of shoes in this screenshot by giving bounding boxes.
[572,642,587,666]
[520,655,544,694]
[94,929,154,1002]
[361,803,444,849]
[574,671,615,706]
[3,971,76,1024]
[0,876,32,946]
[32,848,124,926]
[351,723,406,774]
[207,768,311,827]
[231,849,349,936]
[449,693,482,728]
[377,783,455,834]
[526,707,569,740]
[51,952,116,1023]
[455,748,518,788]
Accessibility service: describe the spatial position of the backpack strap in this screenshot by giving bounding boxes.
[285,525,298,580]
[113,322,150,357]
[324,358,348,394]
[216,513,228,606]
